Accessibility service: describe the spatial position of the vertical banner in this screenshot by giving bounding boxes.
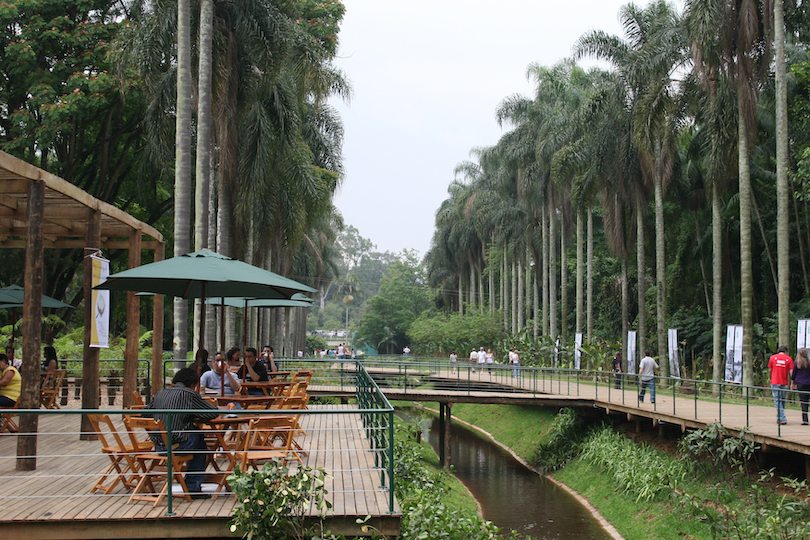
[574,333,583,369]
[798,320,810,351]
[627,331,637,375]
[554,338,559,367]
[667,328,681,379]
[725,325,743,383]
[90,255,110,348]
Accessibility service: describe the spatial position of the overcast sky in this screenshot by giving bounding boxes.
[330,0,641,258]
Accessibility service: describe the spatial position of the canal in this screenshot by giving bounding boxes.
[426,417,614,540]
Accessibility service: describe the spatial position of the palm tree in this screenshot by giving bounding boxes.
[774,0,790,346]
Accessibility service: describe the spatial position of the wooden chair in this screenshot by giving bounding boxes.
[131,391,145,407]
[40,370,66,409]
[232,416,299,471]
[87,414,147,494]
[278,394,310,459]
[123,416,194,506]
[0,401,19,434]
[290,369,313,387]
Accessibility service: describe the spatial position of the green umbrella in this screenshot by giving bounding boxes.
[203,293,315,309]
[95,250,317,395]
[0,284,73,309]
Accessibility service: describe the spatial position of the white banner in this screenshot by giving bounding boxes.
[798,320,810,351]
[574,333,583,369]
[668,328,681,379]
[554,338,559,368]
[90,255,110,348]
[627,331,637,375]
[725,325,743,383]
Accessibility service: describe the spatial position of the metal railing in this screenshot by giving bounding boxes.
[0,362,396,519]
[48,359,151,406]
[350,357,807,436]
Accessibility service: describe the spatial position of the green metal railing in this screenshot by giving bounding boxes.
[1,362,396,517]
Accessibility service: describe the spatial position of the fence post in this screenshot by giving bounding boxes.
[166,412,174,516]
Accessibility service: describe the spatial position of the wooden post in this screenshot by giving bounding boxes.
[444,402,452,467]
[151,242,165,397]
[80,208,101,440]
[438,403,446,467]
[123,230,142,408]
[16,178,44,470]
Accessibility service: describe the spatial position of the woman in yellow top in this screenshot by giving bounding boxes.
[0,353,21,407]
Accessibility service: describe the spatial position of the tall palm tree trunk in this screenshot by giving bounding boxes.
[549,212,557,339]
[712,188,723,387]
[739,106,754,386]
[586,209,594,342]
[655,151,668,378]
[576,210,584,335]
[173,0,193,365]
[517,257,524,331]
[775,0,790,347]
[637,204,646,356]
[511,260,517,334]
[560,218,568,344]
[542,206,549,336]
[621,255,629,369]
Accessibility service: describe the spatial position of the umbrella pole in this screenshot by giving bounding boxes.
[220,298,225,398]
[196,282,206,391]
[242,304,248,382]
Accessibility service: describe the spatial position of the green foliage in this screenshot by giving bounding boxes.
[532,408,591,472]
[681,471,810,540]
[228,459,332,540]
[407,311,506,357]
[678,423,759,478]
[306,334,328,355]
[356,252,432,354]
[580,427,688,502]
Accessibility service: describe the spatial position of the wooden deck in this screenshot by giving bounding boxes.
[0,404,400,540]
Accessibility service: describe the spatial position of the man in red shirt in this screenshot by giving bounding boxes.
[768,345,794,425]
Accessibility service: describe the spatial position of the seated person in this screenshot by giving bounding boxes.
[200,354,242,395]
[42,345,58,372]
[237,347,268,395]
[144,368,219,498]
[0,353,21,407]
[226,347,242,369]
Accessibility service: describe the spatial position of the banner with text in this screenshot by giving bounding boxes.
[724,325,743,383]
[627,331,637,375]
[574,333,583,369]
[668,328,681,379]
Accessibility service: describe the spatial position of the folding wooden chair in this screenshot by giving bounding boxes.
[0,401,19,434]
[290,369,313,387]
[40,370,66,409]
[124,416,194,506]
[278,394,310,459]
[233,416,299,471]
[131,391,145,407]
[87,414,147,494]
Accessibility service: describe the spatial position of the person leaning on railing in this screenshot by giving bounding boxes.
[143,367,219,498]
[792,348,810,426]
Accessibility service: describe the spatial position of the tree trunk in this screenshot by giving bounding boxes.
[586,209,594,342]
[560,218,568,344]
[655,146,667,377]
[173,0,193,365]
[739,105,754,387]
[517,255,524,332]
[621,255,629,371]
[542,205,549,337]
[712,187,723,387]
[637,203,646,356]
[576,209,584,335]
[511,260,517,334]
[775,0,790,347]
[549,211,557,340]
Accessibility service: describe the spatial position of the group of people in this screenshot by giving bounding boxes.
[191,345,281,396]
[0,344,61,408]
[768,346,810,425]
[316,343,353,359]
[458,347,520,376]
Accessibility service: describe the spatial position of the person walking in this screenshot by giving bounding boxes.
[638,350,658,404]
[792,348,810,426]
[510,348,521,378]
[485,349,494,374]
[612,352,622,390]
[769,345,794,425]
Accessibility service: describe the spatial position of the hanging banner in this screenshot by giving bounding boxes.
[627,331,637,375]
[725,325,743,383]
[668,328,681,379]
[574,333,583,369]
[798,320,810,351]
[90,254,110,348]
[554,338,559,368]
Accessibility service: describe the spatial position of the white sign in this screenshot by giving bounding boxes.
[90,254,110,348]
[798,320,810,351]
[725,325,743,383]
[554,338,559,367]
[574,333,583,369]
[668,328,681,379]
[627,331,637,375]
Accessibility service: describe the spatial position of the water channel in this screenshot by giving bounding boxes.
[424,417,614,540]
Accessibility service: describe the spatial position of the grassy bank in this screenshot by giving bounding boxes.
[425,403,810,540]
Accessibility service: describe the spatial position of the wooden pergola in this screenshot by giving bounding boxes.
[0,151,165,470]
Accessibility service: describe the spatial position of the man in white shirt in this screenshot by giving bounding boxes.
[470,348,478,372]
[200,355,242,395]
[638,350,658,404]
